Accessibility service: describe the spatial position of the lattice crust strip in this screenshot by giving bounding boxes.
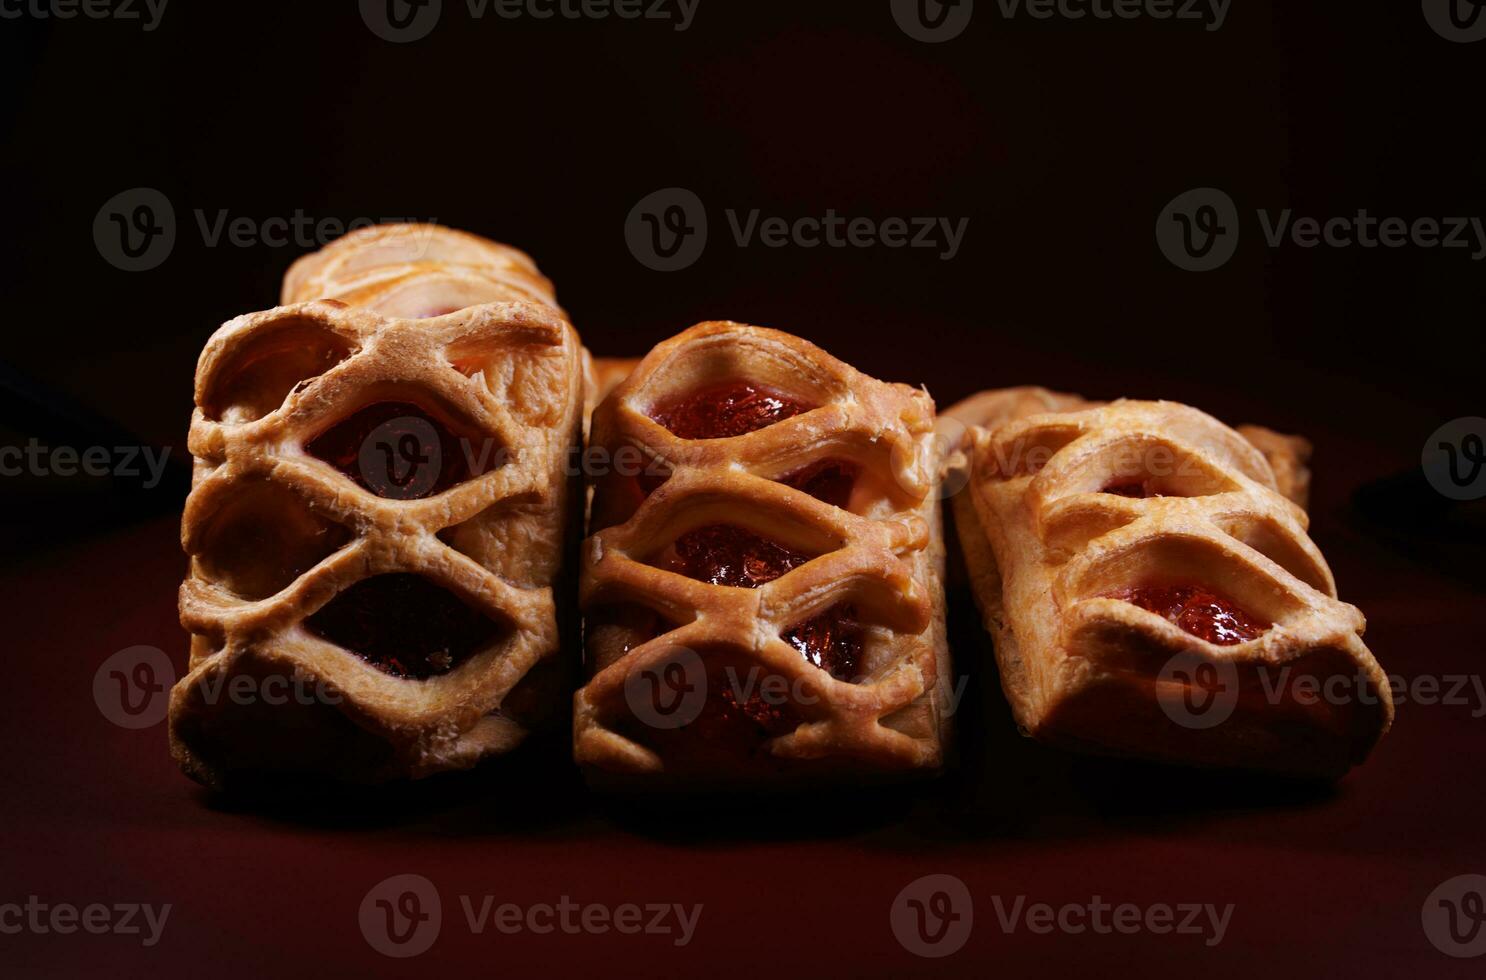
[947,398,1392,777]
[574,322,953,782]
[170,284,585,786]
[281,223,560,316]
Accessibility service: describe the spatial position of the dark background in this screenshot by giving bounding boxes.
[2,1,1482,977]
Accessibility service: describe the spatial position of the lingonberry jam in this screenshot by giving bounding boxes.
[306,401,497,499]
[782,604,863,680]
[779,459,858,509]
[618,664,801,770]
[1106,584,1269,645]
[651,381,813,439]
[304,573,500,679]
[660,525,860,679]
[665,524,813,588]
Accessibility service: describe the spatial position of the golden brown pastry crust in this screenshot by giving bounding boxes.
[170,227,584,787]
[946,398,1391,777]
[574,322,952,783]
[282,223,560,317]
[942,387,1313,509]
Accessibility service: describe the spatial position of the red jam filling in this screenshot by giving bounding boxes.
[665,524,813,588]
[304,573,500,679]
[305,401,496,499]
[620,667,801,771]
[779,459,858,509]
[660,525,859,678]
[1106,584,1270,645]
[651,381,813,439]
[782,604,863,680]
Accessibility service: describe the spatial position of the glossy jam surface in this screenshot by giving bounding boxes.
[619,665,800,771]
[665,524,813,588]
[651,381,813,440]
[1107,584,1270,645]
[783,604,863,680]
[306,401,496,499]
[304,574,500,678]
[780,459,858,509]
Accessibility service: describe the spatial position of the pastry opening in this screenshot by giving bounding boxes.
[1213,515,1334,595]
[305,398,505,499]
[194,478,353,601]
[201,316,357,424]
[1103,583,1271,646]
[606,647,803,773]
[781,603,864,681]
[653,524,821,588]
[304,573,504,680]
[776,458,859,510]
[650,380,816,439]
[984,423,1082,479]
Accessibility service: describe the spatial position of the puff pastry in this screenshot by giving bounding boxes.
[169,226,584,786]
[575,322,952,784]
[945,396,1391,777]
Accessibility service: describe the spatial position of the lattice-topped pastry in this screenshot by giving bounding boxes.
[575,322,952,783]
[282,223,559,318]
[945,398,1391,777]
[169,228,584,786]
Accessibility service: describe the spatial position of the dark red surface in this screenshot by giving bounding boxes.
[4,445,1482,977]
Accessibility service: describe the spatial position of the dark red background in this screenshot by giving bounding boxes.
[1,1,1482,977]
